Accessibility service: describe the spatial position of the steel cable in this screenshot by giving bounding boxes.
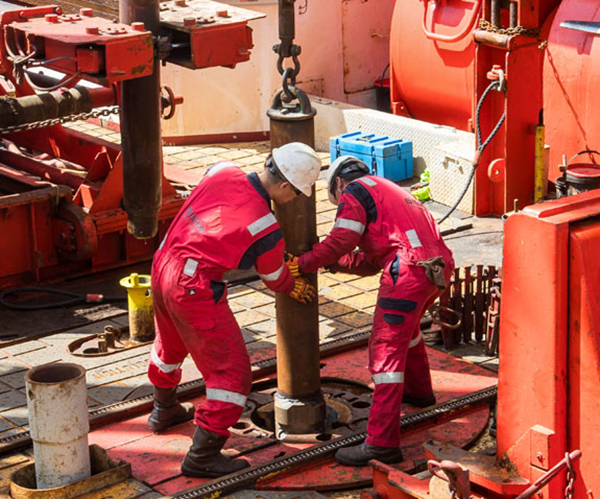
[0,287,126,310]
[438,80,505,224]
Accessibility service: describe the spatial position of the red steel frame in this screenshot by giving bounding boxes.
[473,0,560,216]
[0,125,199,288]
[0,3,259,287]
[365,190,600,499]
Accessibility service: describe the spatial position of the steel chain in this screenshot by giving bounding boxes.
[273,1,302,103]
[478,19,541,38]
[0,106,120,135]
[565,452,576,499]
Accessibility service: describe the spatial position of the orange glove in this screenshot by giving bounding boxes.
[284,252,301,278]
[289,277,316,304]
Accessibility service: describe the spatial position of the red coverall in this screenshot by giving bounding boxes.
[149,163,295,437]
[299,175,454,448]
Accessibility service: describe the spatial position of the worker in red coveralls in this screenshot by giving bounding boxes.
[147,143,321,478]
[287,155,454,466]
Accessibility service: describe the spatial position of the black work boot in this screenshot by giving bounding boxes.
[147,386,195,432]
[335,442,404,467]
[181,426,250,478]
[402,393,437,408]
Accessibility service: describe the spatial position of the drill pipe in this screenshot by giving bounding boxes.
[269,106,326,435]
[119,0,162,239]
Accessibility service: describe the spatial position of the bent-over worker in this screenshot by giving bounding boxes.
[147,143,321,478]
[287,156,454,466]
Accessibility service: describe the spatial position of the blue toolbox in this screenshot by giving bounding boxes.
[329,131,413,182]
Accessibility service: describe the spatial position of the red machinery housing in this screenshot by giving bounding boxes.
[363,190,600,499]
[390,0,600,217]
[0,2,262,288]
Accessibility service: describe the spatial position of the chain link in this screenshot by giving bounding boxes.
[478,19,541,38]
[565,452,576,499]
[0,106,120,135]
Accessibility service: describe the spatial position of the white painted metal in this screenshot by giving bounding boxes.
[25,363,91,489]
[313,98,476,213]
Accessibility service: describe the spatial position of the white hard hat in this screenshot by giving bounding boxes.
[326,155,370,204]
[271,142,321,197]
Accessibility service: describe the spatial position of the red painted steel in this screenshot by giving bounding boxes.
[0,120,190,287]
[0,3,262,286]
[0,7,154,85]
[88,344,496,492]
[369,191,600,499]
[497,192,600,498]
[389,0,479,131]
[189,23,253,70]
[474,36,544,215]
[543,0,600,183]
[390,1,570,215]
[566,223,600,499]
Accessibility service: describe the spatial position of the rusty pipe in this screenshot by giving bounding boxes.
[268,92,325,437]
[119,0,162,239]
[25,363,90,489]
[0,84,116,130]
[491,0,501,27]
[509,1,517,28]
[276,0,296,58]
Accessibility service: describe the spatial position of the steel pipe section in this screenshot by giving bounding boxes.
[0,85,116,130]
[268,96,326,437]
[25,363,90,489]
[119,0,162,239]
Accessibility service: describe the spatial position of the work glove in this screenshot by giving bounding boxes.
[289,277,316,304]
[284,252,301,278]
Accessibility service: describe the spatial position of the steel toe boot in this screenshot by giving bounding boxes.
[402,393,437,407]
[335,442,404,467]
[147,386,195,432]
[181,426,250,478]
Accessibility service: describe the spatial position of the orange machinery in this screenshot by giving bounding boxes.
[390,0,600,217]
[361,188,600,499]
[0,2,261,288]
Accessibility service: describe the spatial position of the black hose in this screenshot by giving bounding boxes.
[0,287,127,311]
[438,80,506,224]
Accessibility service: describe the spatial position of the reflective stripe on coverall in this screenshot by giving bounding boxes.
[148,164,295,437]
[299,175,454,448]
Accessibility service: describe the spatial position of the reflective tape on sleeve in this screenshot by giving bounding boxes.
[247,213,277,236]
[206,388,247,408]
[406,229,423,249]
[206,161,236,177]
[259,263,285,282]
[151,345,182,374]
[183,258,198,277]
[372,371,404,385]
[409,332,423,348]
[360,177,378,187]
[334,218,365,235]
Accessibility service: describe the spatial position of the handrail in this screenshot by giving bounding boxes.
[422,0,482,43]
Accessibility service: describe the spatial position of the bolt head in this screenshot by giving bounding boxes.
[183,17,196,26]
[45,13,59,23]
[80,8,93,16]
[131,22,145,31]
[85,26,99,35]
[174,0,186,6]
[217,10,229,17]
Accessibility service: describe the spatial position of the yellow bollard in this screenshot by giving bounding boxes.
[534,125,547,203]
[119,273,155,343]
